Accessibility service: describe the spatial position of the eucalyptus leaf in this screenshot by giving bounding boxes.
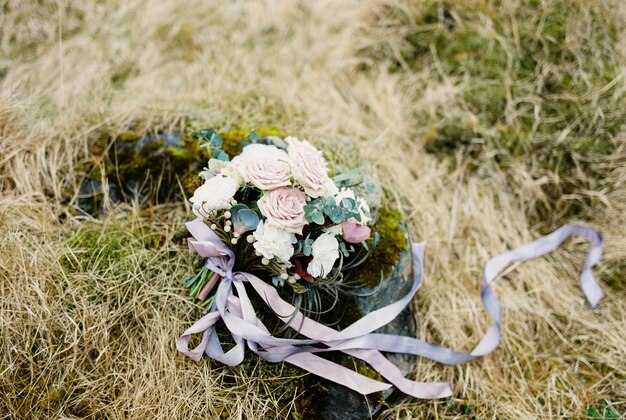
[304,204,317,216]
[230,204,260,233]
[264,136,288,150]
[248,130,260,142]
[198,128,215,140]
[311,211,325,225]
[210,133,223,148]
[332,168,364,187]
[341,197,356,210]
[328,207,345,223]
[212,149,229,161]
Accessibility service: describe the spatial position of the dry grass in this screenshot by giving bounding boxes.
[1,0,625,418]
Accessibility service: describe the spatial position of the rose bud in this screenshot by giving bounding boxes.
[342,217,371,243]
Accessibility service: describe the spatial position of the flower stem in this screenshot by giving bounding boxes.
[189,268,208,298]
[197,272,220,300]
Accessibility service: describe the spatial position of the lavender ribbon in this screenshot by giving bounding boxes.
[176,220,603,399]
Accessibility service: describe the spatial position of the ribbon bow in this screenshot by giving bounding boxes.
[176,219,604,399]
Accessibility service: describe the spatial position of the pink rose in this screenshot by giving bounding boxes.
[257,187,308,234]
[244,156,291,190]
[232,144,292,190]
[342,218,371,243]
[286,137,332,198]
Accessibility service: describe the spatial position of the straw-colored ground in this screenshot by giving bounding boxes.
[1,0,625,418]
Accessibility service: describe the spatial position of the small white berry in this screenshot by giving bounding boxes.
[233,232,240,238]
[280,272,289,280]
[225,220,232,226]
[255,250,262,256]
[224,211,232,219]
[288,276,296,284]
[261,258,270,265]
[231,238,238,245]
[293,273,301,280]
[224,225,231,232]
[246,235,254,243]
[210,224,217,230]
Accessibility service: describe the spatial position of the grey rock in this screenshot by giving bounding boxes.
[315,221,417,419]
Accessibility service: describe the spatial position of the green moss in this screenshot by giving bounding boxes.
[355,209,408,288]
[64,224,145,274]
[61,223,153,307]
[220,126,283,157]
[106,129,209,201]
[340,358,382,383]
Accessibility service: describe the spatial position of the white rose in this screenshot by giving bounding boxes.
[190,175,238,218]
[198,158,230,181]
[307,233,339,279]
[220,163,243,184]
[252,221,295,262]
[334,187,371,224]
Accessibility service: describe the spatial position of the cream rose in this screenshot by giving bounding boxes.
[190,175,238,219]
[257,187,308,234]
[286,137,332,198]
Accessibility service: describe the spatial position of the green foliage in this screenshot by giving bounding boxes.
[303,200,325,225]
[304,196,364,225]
[193,128,230,161]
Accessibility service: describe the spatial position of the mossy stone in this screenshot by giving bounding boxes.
[78,126,282,215]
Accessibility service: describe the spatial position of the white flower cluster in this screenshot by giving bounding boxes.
[189,135,372,282]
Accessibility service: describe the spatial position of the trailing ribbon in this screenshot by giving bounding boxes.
[176,219,603,399]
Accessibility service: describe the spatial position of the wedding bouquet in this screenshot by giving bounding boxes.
[184,129,378,311]
[176,128,605,401]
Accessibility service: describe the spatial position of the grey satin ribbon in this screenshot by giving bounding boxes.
[177,221,604,399]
